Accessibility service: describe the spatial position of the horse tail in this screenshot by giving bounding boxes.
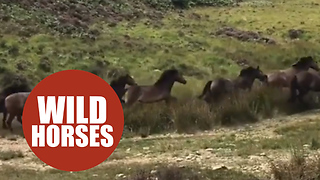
[198,81,212,99]
[288,75,299,102]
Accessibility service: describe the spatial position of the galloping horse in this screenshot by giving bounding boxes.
[288,69,320,103]
[267,56,319,88]
[4,92,30,132]
[124,68,187,106]
[198,66,268,104]
[110,74,137,103]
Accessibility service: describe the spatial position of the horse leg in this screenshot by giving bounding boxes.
[6,113,15,132]
[288,75,299,103]
[2,109,7,129]
[125,87,141,107]
[164,96,178,105]
[204,95,213,104]
[297,89,308,104]
[288,88,298,103]
[125,94,139,107]
[17,113,23,125]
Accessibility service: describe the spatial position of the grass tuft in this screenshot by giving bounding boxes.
[270,150,320,180]
[0,150,24,161]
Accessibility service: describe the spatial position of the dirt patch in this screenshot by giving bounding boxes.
[214,27,276,44]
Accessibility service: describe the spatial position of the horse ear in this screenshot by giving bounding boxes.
[256,66,260,70]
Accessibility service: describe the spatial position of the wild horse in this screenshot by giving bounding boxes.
[267,56,319,88]
[198,66,268,104]
[110,74,137,104]
[4,92,30,132]
[0,81,31,130]
[124,68,187,106]
[288,69,320,103]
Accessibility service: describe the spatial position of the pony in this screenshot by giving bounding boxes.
[4,92,30,132]
[266,56,319,88]
[288,69,320,103]
[0,83,32,129]
[198,66,268,103]
[110,74,137,103]
[124,68,187,106]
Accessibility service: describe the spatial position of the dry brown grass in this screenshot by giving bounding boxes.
[270,150,320,180]
[123,85,320,137]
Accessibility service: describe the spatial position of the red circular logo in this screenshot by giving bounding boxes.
[22,70,124,172]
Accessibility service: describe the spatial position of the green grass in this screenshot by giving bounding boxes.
[1,1,320,179]
[0,163,258,180]
[112,117,320,160]
[273,119,320,150]
[1,0,320,85]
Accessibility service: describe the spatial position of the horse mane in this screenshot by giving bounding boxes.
[154,69,179,86]
[239,66,256,77]
[292,56,313,67]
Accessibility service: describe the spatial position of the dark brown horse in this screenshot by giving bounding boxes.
[288,69,320,103]
[124,68,187,106]
[0,82,32,129]
[110,74,137,104]
[198,66,268,103]
[4,92,30,132]
[267,56,319,88]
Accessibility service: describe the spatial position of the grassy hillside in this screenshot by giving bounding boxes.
[1,0,320,135]
[1,0,320,86]
[1,0,320,179]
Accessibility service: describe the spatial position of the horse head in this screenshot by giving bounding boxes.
[123,74,137,86]
[159,69,187,85]
[292,56,319,71]
[239,66,268,82]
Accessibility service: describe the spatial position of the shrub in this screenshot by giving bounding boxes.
[127,164,258,180]
[0,150,24,161]
[123,104,174,137]
[0,70,33,96]
[191,0,235,7]
[270,150,320,180]
[38,57,52,72]
[171,99,215,133]
[171,0,192,9]
[127,165,200,180]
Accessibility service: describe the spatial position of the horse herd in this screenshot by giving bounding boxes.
[113,55,320,106]
[1,56,320,133]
